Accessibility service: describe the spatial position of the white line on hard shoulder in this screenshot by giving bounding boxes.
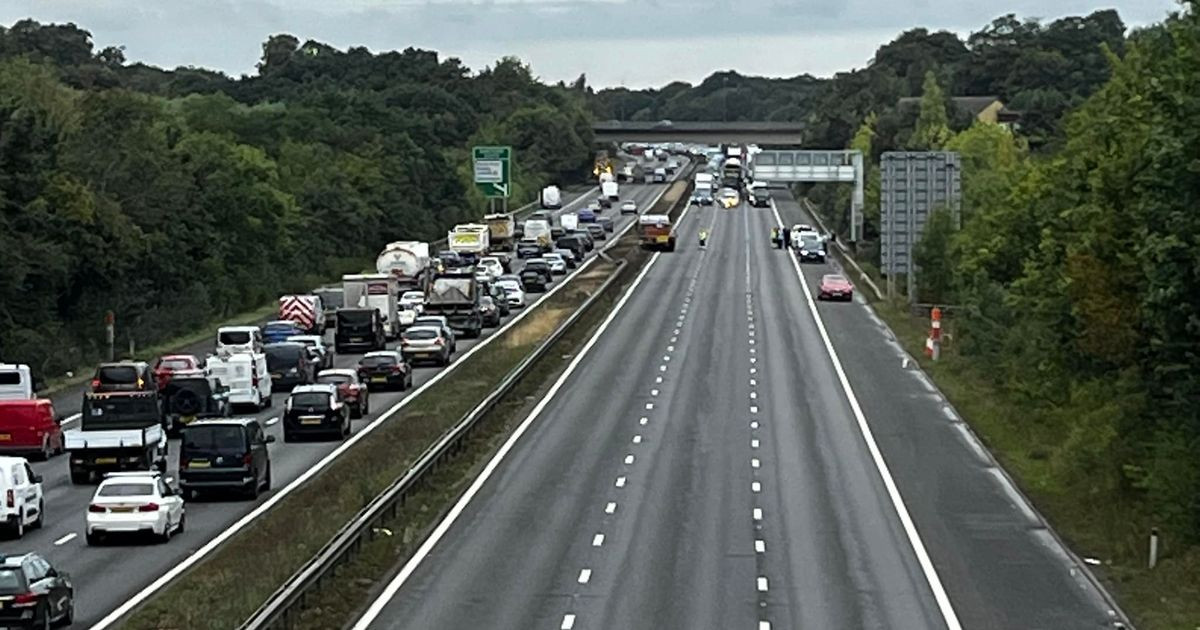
[770,202,963,630]
[593,533,605,547]
[561,613,576,629]
[53,533,77,546]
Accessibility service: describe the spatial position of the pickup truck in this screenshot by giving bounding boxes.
[66,390,168,484]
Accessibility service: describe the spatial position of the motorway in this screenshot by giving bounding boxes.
[0,175,682,628]
[351,187,1121,630]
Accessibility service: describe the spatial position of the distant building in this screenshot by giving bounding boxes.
[898,96,1021,130]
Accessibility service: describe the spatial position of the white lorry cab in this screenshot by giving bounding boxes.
[206,352,273,411]
[216,326,264,355]
[540,185,562,209]
[0,364,34,400]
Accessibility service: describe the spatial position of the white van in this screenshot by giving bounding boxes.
[207,353,273,410]
[216,326,264,355]
[0,456,43,538]
[0,364,34,400]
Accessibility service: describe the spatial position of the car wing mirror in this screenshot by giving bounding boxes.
[264,435,277,444]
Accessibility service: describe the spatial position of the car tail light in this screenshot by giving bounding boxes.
[138,502,160,512]
[391,365,404,374]
[88,504,106,513]
[91,378,101,389]
[5,489,13,508]
[11,592,38,607]
[243,453,254,467]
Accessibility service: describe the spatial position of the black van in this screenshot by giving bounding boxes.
[178,418,273,499]
[335,308,386,353]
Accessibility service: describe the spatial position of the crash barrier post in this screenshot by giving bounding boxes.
[924,306,942,360]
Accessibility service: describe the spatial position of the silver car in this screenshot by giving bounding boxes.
[399,326,453,367]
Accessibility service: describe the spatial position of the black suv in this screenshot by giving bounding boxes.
[0,553,73,628]
[335,308,386,353]
[283,385,350,442]
[556,235,587,261]
[520,267,548,293]
[524,259,554,284]
[162,372,230,434]
[179,418,274,499]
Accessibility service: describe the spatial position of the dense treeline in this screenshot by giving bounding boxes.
[822,4,1200,556]
[589,10,1126,148]
[0,21,594,378]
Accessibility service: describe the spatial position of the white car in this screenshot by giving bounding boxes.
[0,456,43,538]
[496,280,526,308]
[541,253,567,275]
[478,257,504,279]
[399,291,426,313]
[620,200,638,215]
[86,471,185,545]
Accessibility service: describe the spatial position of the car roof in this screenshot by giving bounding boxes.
[363,350,402,357]
[219,325,259,333]
[100,471,161,483]
[317,369,357,378]
[0,455,33,466]
[264,341,305,348]
[187,416,259,428]
[290,384,339,395]
[286,335,322,343]
[404,325,443,334]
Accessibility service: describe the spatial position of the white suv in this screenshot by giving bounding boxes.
[0,456,44,538]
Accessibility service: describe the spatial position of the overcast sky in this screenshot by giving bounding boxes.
[0,0,1180,89]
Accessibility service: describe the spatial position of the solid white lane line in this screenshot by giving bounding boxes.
[753,508,763,521]
[615,476,626,488]
[771,204,963,630]
[624,454,634,465]
[593,534,605,547]
[757,577,769,592]
[53,533,77,546]
[561,614,576,629]
[578,569,592,584]
[605,502,617,514]
[755,540,766,553]
[348,237,673,630]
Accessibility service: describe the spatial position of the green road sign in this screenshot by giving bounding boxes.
[473,145,512,198]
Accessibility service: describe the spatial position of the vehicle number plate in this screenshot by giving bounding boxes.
[300,417,323,425]
[95,457,118,465]
[189,460,211,468]
[110,506,134,513]
[272,373,282,379]
[656,235,669,243]
[371,377,388,383]
[182,415,196,424]
[350,337,363,342]
[0,433,10,441]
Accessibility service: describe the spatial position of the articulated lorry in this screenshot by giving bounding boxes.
[424,271,482,339]
[376,241,431,292]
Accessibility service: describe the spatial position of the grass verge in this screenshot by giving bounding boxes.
[871,299,1200,629]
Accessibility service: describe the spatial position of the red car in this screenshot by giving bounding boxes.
[818,274,854,301]
[315,369,370,419]
[153,354,203,389]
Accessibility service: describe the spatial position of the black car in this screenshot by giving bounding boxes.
[523,259,554,284]
[568,229,595,251]
[480,296,502,327]
[356,351,413,391]
[521,268,548,292]
[554,249,579,269]
[282,386,350,442]
[556,235,587,261]
[0,553,73,629]
[179,418,273,499]
[586,223,607,241]
[265,342,317,392]
[598,217,615,233]
[692,192,715,206]
[749,190,772,207]
[334,308,385,352]
[162,373,230,434]
[516,239,543,259]
[798,240,827,263]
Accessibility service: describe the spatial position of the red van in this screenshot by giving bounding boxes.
[0,400,64,460]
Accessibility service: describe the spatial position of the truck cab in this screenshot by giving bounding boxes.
[0,364,34,401]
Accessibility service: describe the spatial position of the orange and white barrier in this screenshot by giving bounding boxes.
[924,307,942,360]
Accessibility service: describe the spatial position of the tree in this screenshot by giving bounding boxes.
[257,34,299,75]
[912,206,957,302]
[909,71,953,149]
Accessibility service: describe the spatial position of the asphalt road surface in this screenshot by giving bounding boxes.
[352,187,1120,630]
[0,176,681,629]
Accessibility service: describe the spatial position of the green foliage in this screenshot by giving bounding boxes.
[911,206,956,302]
[908,71,953,150]
[0,21,595,379]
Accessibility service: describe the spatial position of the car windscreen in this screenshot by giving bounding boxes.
[98,483,155,497]
[315,290,344,309]
[264,323,299,335]
[404,329,438,341]
[98,365,139,385]
[801,239,823,251]
[317,374,353,386]
[265,346,303,371]
[0,569,26,594]
[289,392,331,410]
[158,358,193,371]
[338,310,374,326]
[359,355,398,367]
[218,331,251,346]
[182,425,246,455]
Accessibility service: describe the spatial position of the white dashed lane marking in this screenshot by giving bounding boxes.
[755,540,766,553]
[578,569,592,584]
[592,534,605,547]
[639,417,648,426]
[624,454,634,465]
[632,435,642,444]
[615,476,626,488]
[753,508,763,521]
[751,458,761,469]
[53,533,77,546]
[605,502,617,514]
[757,577,769,592]
[561,614,576,630]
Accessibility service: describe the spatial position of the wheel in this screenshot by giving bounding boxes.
[342,418,351,438]
[59,598,73,626]
[86,531,100,546]
[350,402,362,420]
[263,393,273,409]
[406,373,413,389]
[36,602,50,630]
[36,437,52,461]
[70,470,90,485]
[361,396,369,416]
[32,501,43,529]
[176,511,186,534]
[157,520,172,543]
